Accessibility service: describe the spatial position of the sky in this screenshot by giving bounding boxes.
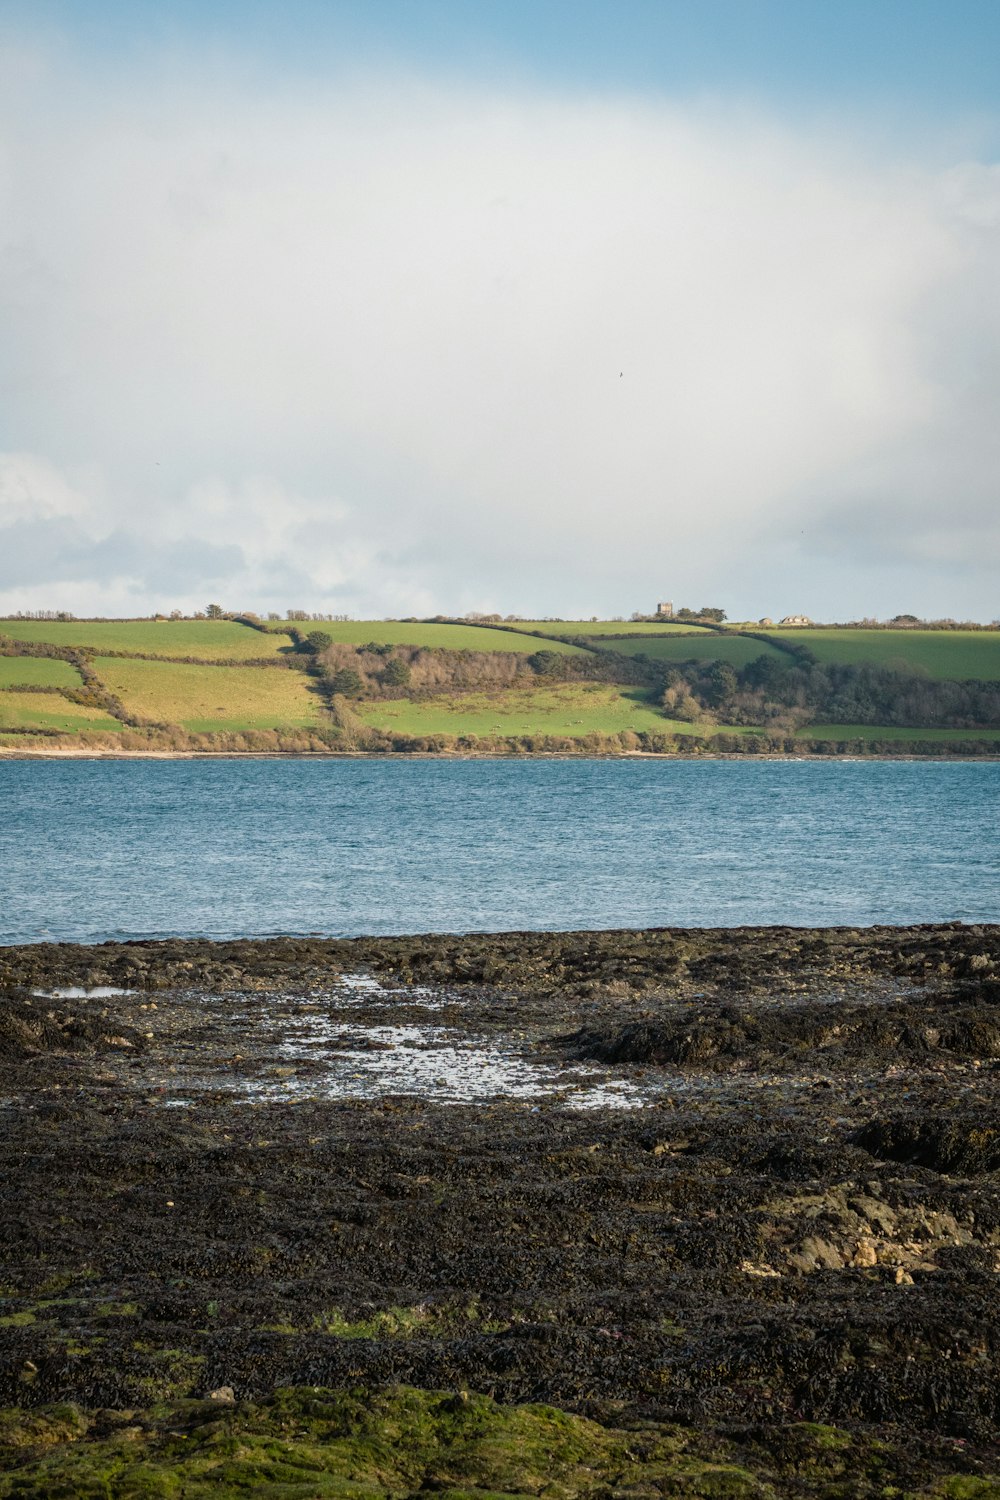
[1,1,998,622]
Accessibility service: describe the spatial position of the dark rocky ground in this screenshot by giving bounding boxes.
[2,923,1000,1496]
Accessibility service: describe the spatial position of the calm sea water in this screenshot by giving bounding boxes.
[0,758,997,945]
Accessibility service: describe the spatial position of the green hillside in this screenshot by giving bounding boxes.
[357,684,735,739]
[0,619,285,660]
[0,614,997,756]
[511,619,708,636]
[596,634,784,666]
[263,620,586,654]
[769,628,1000,680]
[93,658,325,732]
[0,692,122,733]
[0,656,83,689]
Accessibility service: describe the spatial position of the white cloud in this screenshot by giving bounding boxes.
[0,40,997,618]
[0,452,91,524]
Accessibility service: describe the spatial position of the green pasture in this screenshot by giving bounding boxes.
[798,723,1000,744]
[768,629,1000,680]
[356,684,744,739]
[0,692,122,733]
[0,619,284,660]
[0,656,83,689]
[510,619,708,637]
[265,621,585,654]
[594,634,785,667]
[93,658,325,731]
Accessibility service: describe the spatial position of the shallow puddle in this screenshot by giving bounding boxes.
[263,1017,649,1107]
[329,973,460,1010]
[144,974,651,1109]
[33,985,136,999]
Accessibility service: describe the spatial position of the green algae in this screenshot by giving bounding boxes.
[314,1301,506,1340]
[260,1302,506,1341]
[0,1388,994,1500]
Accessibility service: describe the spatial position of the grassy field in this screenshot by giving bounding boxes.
[798,723,1000,743]
[356,685,746,738]
[0,656,83,689]
[509,620,712,637]
[265,621,586,654]
[93,659,325,731]
[595,634,785,667]
[0,620,285,660]
[769,629,1000,680]
[0,692,122,733]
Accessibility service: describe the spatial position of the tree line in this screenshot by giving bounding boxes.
[658,652,1000,731]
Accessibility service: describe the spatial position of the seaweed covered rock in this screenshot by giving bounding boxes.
[3,925,1000,1485]
[0,994,145,1061]
[559,1000,1000,1072]
[855,1116,1000,1175]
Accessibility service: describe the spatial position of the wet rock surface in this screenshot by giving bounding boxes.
[3,923,1000,1493]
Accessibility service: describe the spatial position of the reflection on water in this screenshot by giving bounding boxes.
[33,986,135,999]
[268,1017,647,1108]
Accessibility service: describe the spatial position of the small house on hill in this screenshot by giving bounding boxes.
[779,615,812,626]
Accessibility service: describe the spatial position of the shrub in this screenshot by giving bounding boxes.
[327,668,364,696]
[380,657,411,687]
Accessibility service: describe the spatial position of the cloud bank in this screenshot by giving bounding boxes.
[1,37,998,619]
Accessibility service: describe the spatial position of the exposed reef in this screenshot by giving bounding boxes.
[2,923,1000,1495]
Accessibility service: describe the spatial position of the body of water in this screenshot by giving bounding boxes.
[0,757,997,944]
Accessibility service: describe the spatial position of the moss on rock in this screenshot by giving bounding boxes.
[0,1388,996,1498]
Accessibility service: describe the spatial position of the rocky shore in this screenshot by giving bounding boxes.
[2,923,1000,1496]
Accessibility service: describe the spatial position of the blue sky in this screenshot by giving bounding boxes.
[16,0,1000,115]
[0,1,998,620]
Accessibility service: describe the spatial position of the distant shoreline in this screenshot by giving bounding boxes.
[1,745,997,763]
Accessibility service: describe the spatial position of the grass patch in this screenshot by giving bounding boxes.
[598,634,785,667]
[0,693,122,733]
[0,657,83,689]
[768,629,1000,680]
[798,723,1000,744]
[265,621,585,654]
[0,619,286,660]
[357,685,742,739]
[359,685,672,737]
[92,659,326,731]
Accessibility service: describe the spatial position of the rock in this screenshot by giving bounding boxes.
[852,1240,878,1268]
[850,1195,897,1235]
[208,1385,236,1403]
[788,1235,846,1273]
[740,1259,781,1278]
